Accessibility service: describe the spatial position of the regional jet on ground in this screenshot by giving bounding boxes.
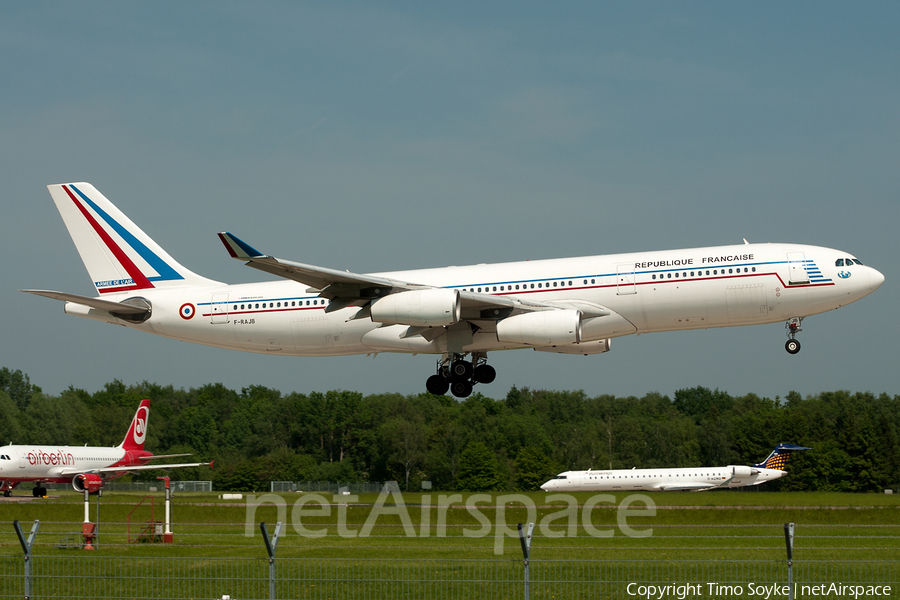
[23,183,884,397]
[540,444,809,492]
[0,399,209,497]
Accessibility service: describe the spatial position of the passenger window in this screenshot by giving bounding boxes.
[492,286,497,292]
[668,273,672,279]
[591,279,595,284]
[652,274,656,280]
[675,273,679,278]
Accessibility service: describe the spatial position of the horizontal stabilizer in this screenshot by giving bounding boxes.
[20,289,149,315]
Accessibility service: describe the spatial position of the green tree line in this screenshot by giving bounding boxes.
[1,367,897,493]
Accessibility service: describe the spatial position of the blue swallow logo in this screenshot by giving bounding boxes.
[838,271,851,279]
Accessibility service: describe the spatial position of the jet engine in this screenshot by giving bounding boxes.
[534,338,611,355]
[496,310,582,346]
[370,289,461,327]
[731,466,759,478]
[72,473,103,493]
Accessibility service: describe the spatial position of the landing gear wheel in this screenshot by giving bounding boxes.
[39,486,47,497]
[785,339,801,354]
[450,380,473,398]
[450,360,473,381]
[473,364,496,384]
[32,487,40,497]
[3,490,10,498]
[426,374,450,395]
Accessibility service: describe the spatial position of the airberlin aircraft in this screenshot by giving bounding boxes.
[0,399,209,497]
[23,183,884,398]
[540,444,809,492]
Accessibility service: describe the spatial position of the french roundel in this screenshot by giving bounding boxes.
[179,303,196,320]
[133,406,149,445]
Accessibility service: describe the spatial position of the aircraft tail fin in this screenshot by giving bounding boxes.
[119,399,151,452]
[47,183,219,295]
[754,443,810,470]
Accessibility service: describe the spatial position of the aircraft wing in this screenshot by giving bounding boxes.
[20,290,150,315]
[58,461,211,477]
[217,232,569,318]
[138,453,191,461]
[654,482,721,492]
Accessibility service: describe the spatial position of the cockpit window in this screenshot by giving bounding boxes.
[835,259,844,267]
[554,475,567,480]
[853,259,864,266]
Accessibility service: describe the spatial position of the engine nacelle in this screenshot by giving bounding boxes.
[72,473,104,494]
[731,466,759,478]
[534,338,610,355]
[496,310,582,346]
[370,289,461,327]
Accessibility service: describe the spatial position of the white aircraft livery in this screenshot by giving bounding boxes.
[540,444,809,492]
[23,183,884,397]
[0,399,209,497]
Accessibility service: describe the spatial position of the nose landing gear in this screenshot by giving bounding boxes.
[425,353,496,398]
[785,317,802,354]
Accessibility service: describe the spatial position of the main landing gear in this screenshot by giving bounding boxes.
[32,485,47,497]
[785,317,802,354]
[426,352,496,398]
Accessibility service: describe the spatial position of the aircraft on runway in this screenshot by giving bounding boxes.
[540,443,809,492]
[0,399,209,497]
[23,183,884,398]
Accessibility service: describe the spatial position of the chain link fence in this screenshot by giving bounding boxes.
[270,481,386,494]
[1,555,897,599]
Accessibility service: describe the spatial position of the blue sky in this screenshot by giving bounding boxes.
[2,2,897,400]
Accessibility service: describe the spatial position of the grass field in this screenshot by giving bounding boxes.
[2,489,899,562]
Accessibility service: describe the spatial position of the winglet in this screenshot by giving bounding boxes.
[217,232,264,260]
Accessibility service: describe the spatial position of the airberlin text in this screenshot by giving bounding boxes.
[27,449,75,466]
[626,582,891,598]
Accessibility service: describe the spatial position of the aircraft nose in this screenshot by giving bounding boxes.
[869,267,885,291]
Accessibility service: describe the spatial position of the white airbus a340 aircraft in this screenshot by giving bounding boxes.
[0,399,209,497]
[540,444,809,492]
[24,183,883,398]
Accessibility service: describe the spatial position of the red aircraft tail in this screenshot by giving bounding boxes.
[120,399,151,452]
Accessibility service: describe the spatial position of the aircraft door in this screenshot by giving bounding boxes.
[787,252,810,285]
[17,450,27,469]
[210,293,230,324]
[616,264,636,295]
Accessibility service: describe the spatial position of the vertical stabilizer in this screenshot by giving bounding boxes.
[120,399,151,452]
[47,183,219,295]
[754,443,810,470]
